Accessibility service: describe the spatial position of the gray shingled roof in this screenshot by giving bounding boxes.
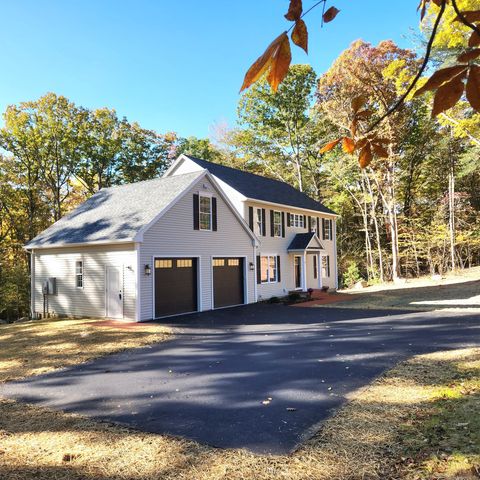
[185,156,337,215]
[26,171,204,248]
[287,232,324,251]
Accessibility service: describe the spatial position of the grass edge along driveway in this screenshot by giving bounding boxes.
[0,317,479,479]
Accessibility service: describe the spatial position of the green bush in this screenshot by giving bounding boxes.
[342,262,362,288]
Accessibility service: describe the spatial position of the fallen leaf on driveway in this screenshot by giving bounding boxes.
[286,407,297,411]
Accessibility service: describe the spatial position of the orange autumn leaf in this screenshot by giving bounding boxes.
[457,49,480,62]
[351,95,367,113]
[372,143,389,158]
[342,137,355,154]
[240,33,287,92]
[323,6,340,23]
[266,34,292,92]
[469,28,480,47]
[320,138,341,153]
[285,0,302,21]
[414,65,468,97]
[431,71,467,117]
[466,65,480,111]
[454,10,480,23]
[359,143,373,168]
[292,19,308,53]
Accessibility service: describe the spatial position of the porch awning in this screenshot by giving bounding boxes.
[287,232,325,253]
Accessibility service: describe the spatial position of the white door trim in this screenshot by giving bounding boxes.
[105,265,124,319]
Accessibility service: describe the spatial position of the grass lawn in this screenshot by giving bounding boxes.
[327,267,480,312]
[0,319,479,479]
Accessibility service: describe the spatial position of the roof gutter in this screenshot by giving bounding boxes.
[244,197,339,217]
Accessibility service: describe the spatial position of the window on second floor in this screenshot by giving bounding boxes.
[199,194,212,231]
[322,218,333,240]
[256,208,264,236]
[273,211,282,237]
[291,214,305,228]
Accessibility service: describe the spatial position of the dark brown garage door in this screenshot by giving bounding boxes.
[213,257,244,308]
[155,258,197,318]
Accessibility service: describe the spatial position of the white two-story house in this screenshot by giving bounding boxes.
[25,155,338,321]
[165,155,338,299]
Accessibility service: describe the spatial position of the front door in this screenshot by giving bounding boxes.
[294,256,302,289]
[106,266,123,319]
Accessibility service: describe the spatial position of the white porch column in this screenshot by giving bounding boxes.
[302,252,307,291]
[318,253,322,289]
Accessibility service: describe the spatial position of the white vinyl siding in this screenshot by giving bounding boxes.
[139,177,255,320]
[246,201,337,297]
[32,243,136,320]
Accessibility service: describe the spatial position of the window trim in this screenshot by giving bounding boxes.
[322,218,333,240]
[291,213,305,228]
[273,211,282,237]
[199,193,212,231]
[75,260,84,289]
[255,208,264,236]
[322,255,330,278]
[260,255,278,284]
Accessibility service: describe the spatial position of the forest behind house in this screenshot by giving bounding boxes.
[1,5,479,320]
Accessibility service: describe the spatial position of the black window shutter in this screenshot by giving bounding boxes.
[277,255,281,282]
[308,216,312,232]
[322,218,326,239]
[281,212,285,237]
[287,213,291,227]
[303,215,306,228]
[261,209,266,236]
[270,210,274,237]
[248,206,254,231]
[256,255,261,284]
[313,255,317,279]
[329,219,333,239]
[327,256,330,276]
[193,194,199,230]
[317,217,320,235]
[212,197,217,231]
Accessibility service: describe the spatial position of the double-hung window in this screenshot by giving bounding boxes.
[199,194,212,230]
[75,260,83,288]
[260,255,278,283]
[292,214,304,228]
[322,255,330,277]
[322,218,333,240]
[273,211,282,237]
[256,208,263,236]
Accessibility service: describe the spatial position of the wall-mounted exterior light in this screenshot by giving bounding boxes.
[144,264,152,276]
[249,262,255,271]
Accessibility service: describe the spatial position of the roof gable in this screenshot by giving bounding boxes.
[174,155,337,215]
[26,171,204,249]
[287,232,325,251]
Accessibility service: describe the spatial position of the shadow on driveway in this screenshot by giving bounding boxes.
[1,304,479,454]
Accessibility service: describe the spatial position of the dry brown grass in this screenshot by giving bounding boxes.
[1,316,478,480]
[0,318,171,382]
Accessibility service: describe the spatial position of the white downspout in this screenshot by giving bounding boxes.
[30,249,35,319]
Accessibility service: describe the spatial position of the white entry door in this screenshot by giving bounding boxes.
[106,266,123,319]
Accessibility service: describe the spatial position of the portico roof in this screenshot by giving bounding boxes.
[287,232,325,253]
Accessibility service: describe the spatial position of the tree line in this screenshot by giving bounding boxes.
[1,15,479,319]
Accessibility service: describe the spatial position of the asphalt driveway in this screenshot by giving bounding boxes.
[1,304,479,454]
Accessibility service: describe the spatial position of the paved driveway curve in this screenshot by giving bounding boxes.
[1,305,479,454]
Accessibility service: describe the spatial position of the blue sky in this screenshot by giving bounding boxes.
[0,1,420,138]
